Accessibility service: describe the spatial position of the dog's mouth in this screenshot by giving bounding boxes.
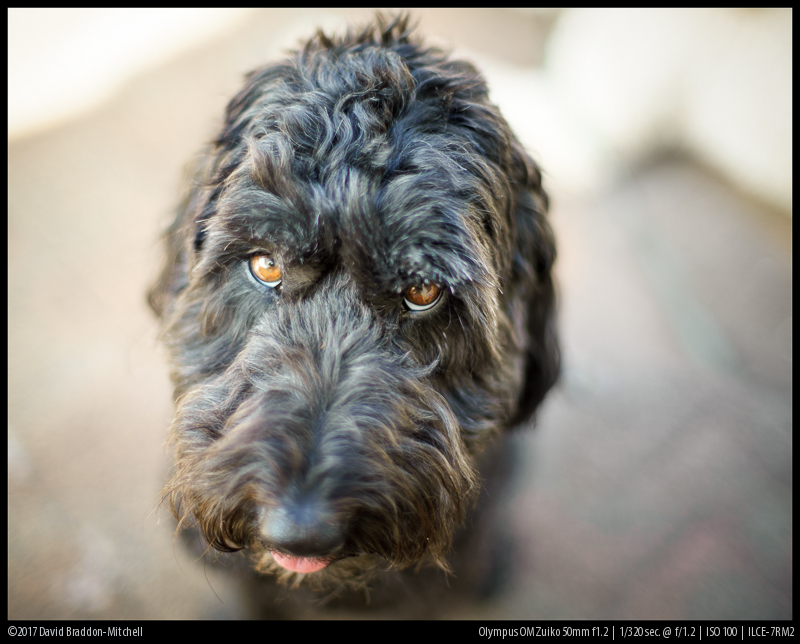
[267,547,368,574]
[271,552,330,573]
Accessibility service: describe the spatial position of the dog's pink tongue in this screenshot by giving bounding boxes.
[272,552,329,573]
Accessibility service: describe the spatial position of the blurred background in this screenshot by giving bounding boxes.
[8,8,791,619]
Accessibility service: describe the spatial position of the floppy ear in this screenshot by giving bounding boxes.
[507,143,560,427]
[147,172,205,320]
[148,151,223,320]
[147,216,186,319]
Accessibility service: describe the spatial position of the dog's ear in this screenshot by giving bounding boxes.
[147,182,200,319]
[147,215,188,319]
[149,150,221,319]
[507,143,560,427]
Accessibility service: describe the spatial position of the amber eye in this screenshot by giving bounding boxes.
[403,283,442,312]
[249,254,282,287]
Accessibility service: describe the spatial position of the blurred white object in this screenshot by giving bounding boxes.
[545,8,792,213]
[8,8,253,139]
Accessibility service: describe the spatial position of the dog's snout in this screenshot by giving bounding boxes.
[261,502,346,558]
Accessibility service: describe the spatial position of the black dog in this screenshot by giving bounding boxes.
[150,14,558,616]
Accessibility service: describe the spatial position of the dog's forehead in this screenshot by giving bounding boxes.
[215,134,499,293]
[337,164,494,292]
[207,40,512,292]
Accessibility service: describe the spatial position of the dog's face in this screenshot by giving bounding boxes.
[150,15,557,588]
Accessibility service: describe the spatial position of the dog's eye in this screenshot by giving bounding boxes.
[250,255,282,288]
[403,283,442,312]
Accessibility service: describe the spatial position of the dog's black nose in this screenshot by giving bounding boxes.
[261,502,346,558]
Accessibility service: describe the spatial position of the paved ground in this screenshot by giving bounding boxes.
[8,9,791,620]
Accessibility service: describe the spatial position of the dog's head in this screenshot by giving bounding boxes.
[150,14,558,587]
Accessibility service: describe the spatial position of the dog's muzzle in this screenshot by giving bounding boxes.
[166,278,477,572]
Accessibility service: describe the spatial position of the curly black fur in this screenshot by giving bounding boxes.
[150,14,558,613]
